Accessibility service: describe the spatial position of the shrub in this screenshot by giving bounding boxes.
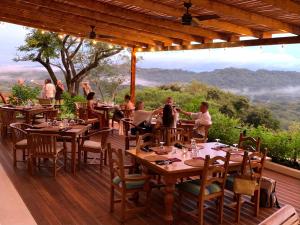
[8,84,40,105]
[60,92,85,115]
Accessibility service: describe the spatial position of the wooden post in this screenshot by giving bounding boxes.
[130,47,137,103]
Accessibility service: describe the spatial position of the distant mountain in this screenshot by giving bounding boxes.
[137,67,300,102]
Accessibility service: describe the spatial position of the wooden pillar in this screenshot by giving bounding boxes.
[130,47,137,103]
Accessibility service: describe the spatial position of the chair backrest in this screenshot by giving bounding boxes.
[136,133,159,149]
[78,108,89,121]
[120,118,133,136]
[38,98,52,105]
[10,123,33,144]
[108,144,125,187]
[45,109,58,120]
[200,152,231,199]
[238,133,261,152]
[0,109,16,125]
[241,149,267,187]
[166,127,185,146]
[28,133,60,157]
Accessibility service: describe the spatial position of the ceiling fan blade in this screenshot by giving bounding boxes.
[98,34,115,39]
[194,14,220,21]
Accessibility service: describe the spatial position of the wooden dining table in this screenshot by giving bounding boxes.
[27,123,90,175]
[1,105,54,124]
[127,142,245,225]
[94,105,115,127]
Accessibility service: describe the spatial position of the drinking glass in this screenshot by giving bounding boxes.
[159,141,165,150]
[233,143,238,151]
[164,160,170,169]
[215,139,220,146]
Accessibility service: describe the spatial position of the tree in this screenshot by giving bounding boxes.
[89,54,130,102]
[15,29,123,94]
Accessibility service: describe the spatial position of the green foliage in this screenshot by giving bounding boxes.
[8,85,40,105]
[60,92,85,116]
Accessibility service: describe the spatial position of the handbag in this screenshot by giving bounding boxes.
[233,156,257,196]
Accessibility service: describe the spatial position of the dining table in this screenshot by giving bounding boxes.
[127,142,246,225]
[94,104,115,127]
[1,105,54,124]
[27,122,91,175]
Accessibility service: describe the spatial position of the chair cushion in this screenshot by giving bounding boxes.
[113,174,146,190]
[177,179,222,196]
[83,140,101,149]
[15,139,27,147]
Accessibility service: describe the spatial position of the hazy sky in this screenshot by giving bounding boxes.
[1,22,300,72]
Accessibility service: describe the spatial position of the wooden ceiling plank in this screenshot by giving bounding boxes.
[0,0,160,46]
[113,0,264,38]
[20,0,201,43]
[58,0,228,40]
[0,3,156,46]
[260,0,300,15]
[192,0,300,34]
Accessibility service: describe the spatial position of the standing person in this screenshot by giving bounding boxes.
[43,79,56,100]
[81,82,92,98]
[55,80,64,105]
[17,79,25,86]
[179,101,212,138]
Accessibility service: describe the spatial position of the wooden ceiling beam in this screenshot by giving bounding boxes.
[140,35,300,52]
[112,0,264,38]
[56,0,227,40]
[0,0,160,46]
[260,0,300,15]
[192,0,300,34]
[20,0,202,43]
[0,3,157,47]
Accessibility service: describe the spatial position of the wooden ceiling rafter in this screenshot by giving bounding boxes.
[18,0,206,44]
[113,0,266,38]
[56,0,227,40]
[0,0,163,46]
[0,4,157,47]
[192,0,300,34]
[140,35,300,52]
[259,0,300,15]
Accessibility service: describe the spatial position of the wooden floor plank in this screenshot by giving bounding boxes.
[0,133,299,225]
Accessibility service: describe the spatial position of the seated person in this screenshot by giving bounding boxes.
[179,101,212,138]
[86,92,103,126]
[131,101,161,135]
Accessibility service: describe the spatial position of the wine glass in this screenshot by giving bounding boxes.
[215,139,220,146]
[164,160,170,169]
[159,141,165,150]
[233,143,238,151]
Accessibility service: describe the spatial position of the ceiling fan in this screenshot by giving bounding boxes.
[181,0,220,25]
[89,25,115,39]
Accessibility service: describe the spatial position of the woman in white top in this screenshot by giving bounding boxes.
[156,104,179,128]
[43,79,56,100]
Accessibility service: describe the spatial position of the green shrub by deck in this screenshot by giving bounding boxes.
[8,84,40,105]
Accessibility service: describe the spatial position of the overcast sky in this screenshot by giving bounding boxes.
[1,22,300,73]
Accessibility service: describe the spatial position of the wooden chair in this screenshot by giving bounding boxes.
[78,128,111,172]
[162,127,185,146]
[108,144,151,223]
[259,205,299,225]
[121,118,138,150]
[44,109,58,121]
[38,98,52,106]
[238,132,261,152]
[136,133,160,150]
[226,149,267,223]
[76,104,102,128]
[111,109,133,130]
[28,133,67,177]
[0,108,16,137]
[177,152,231,225]
[9,123,34,167]
[178,120,210,143]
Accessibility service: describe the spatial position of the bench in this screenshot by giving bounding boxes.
[259,205,299,225]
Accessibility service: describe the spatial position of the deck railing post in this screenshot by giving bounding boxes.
[130,47,136,103]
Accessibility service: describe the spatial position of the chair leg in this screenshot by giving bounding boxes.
[53,158,57,177]
[84,151,87,163]
[235,194,242,223]
[198,200,204,225]
[78,148,81,170]
[22,149,26,161]
[104,149,108,166]
[177,191,183,216]
[110,186,115,213]
[219,196,224,224]
[254,190,260,217]
[64,149,67,171]
[120,191,126,223]
[13,148,17,167]
[100,151,103,172]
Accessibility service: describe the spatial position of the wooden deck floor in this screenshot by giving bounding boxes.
[0,132,299,225]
